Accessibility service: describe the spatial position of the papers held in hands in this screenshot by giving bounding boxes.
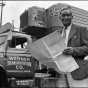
[30,31,79,73]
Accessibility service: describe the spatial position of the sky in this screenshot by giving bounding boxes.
[0,1,88,30]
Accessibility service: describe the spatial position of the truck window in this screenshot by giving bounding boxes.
[8,36,28,49]
[16,42,28,49]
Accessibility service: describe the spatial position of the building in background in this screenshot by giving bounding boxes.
[20,6,48,39]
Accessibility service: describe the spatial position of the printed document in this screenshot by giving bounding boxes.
[30,31,79,73]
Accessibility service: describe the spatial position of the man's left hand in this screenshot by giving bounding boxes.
[63,47,74,55]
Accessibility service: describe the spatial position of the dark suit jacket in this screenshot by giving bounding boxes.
[67,24,88,80]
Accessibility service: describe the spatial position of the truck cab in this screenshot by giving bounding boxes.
[7,31,39,87]
[0,23,39,87]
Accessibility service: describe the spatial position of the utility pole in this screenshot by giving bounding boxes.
[0,0,5,27]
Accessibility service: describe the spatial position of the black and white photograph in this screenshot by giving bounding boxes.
[0,0,88,88]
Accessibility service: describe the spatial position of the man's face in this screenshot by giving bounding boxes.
[60,9,73,27]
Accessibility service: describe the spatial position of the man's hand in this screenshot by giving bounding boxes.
[63,47,74,55]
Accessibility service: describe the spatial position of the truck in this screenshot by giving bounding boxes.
[0,23,39,88]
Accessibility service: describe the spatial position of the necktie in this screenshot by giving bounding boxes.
[63,29,66,38]
[61,28,66,38]
[62,28,67,46]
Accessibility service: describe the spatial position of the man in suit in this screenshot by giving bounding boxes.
[59,6,88,87]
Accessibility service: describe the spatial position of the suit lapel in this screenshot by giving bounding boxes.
[68,24,77,42]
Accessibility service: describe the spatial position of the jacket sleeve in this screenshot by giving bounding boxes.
[72,27,88,57]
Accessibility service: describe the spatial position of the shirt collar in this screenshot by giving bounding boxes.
[65,23,72,31]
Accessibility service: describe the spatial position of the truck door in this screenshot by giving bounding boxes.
[5,33,36,78]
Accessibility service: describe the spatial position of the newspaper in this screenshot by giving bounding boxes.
[30,31,79,73]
